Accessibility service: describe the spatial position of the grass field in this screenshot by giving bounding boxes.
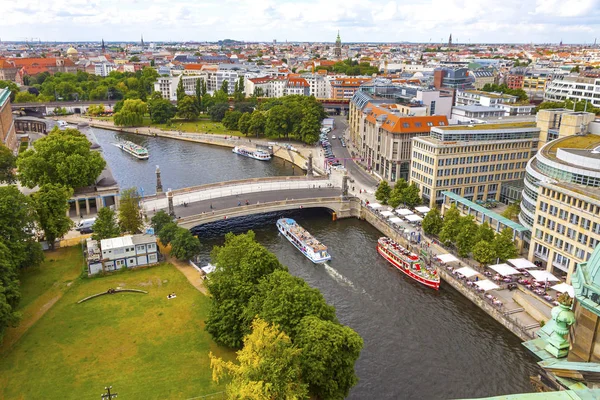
[0,253,233,400]
[92,115,245,136]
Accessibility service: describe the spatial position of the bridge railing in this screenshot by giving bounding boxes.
[167,176,329,196]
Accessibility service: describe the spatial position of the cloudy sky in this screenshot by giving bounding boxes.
[3,0,599,44]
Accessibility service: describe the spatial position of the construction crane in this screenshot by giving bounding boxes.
[20,37,40,50]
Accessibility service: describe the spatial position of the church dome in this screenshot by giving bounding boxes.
[67,47,78,55]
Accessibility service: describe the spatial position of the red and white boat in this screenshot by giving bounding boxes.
[377,237,440,290]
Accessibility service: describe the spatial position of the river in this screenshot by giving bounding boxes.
[87,127,302,194]
[90,127,540,399]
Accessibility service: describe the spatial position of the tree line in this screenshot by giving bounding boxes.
[205,231,363,400]
[422,205,518,265]
[374,179,422,208]
[481,83,528,102]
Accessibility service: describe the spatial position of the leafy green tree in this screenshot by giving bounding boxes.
[195,78,203,110]
[233,76,245,102]
[17,127,106,190]
[265,105,290,139]
[493,228,518,262]
[388,179,408,208]
[439,204,461,246]
[118,188,142,234]
[150,210,172,235]
[248,111,266,137]
[176,78,185,102]
[113,99,147,127]
[472,240,497,267]
[148,98,176,124]
[31,184,73,248]
[210,318,308,400]
[253,87,264,97]
[295,316,363,400]
[402,183,422,208]
[455,216,478,257]
[422,207,443,236]
[474,221,495,244]
[0,80,19,101]
[14,91,38,103]
[222,110,243,130]
[0,243,21,343]
[86,104,105,116]
[91,207,121,241]
[501,201,521,222]
[375,181,392,204]
[170,228,201,260]
[220,79,229,95]
[177,95,200,120]
[208,103,230,122]
[238,112,252,135]
[244,270,337,338]
[0,186,42,269]
[206,231,286,348]
[0,145,16,184]
[158,222,179,246]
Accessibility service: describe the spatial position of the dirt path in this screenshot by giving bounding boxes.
[169,257,208,295]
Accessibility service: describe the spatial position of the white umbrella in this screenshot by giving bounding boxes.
[405,214,423,222]
[389,217,403,225]
[415,206,431,213]
[380,210,394,217]
[507,258,538,269]
[455,266,479,278]
[551,283,575,297]
[437,254,459,263]
[528,270,560,282]
[475,279,500,291]
[369,203,382,209]
[489,263,521,276]
[395,208,413,216]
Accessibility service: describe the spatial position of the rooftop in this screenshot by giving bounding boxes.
[546,134,600,154]
[438,121,537,131]
[101,235,134,251]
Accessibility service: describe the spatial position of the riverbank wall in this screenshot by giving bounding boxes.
[360,205,535,342]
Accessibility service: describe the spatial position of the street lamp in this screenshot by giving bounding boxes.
[101,386,117,399]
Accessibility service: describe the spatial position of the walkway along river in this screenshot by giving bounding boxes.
[90,126,539,399]
[194,209,540,400]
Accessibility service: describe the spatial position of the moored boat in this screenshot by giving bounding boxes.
[113,141,149,160]
[277,218,331,263]
[232,146,271,161]
[377,237,440,289]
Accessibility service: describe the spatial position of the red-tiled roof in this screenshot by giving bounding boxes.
[185,63,205,70]
[365,103,448,134]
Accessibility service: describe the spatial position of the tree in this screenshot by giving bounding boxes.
[206,231,286,348]
[210,318,308,400]
[195,78,203,110]
[388,179,408,208]
[248,111,266,137]
[222,110,242,131]
[474,222,495,244]
[243,270,337,338]
[493,228,518,262]
[177,95,200,120]
[0,242,21,343]
[31,184,73,248]
[150,210,172,235]
[113,99,147,127]
[129,55,140,62]
[118,188,142,234]
[0,145,16,184]
[92,207,121,241]
[375,181,392,204]
[87,104,105,116]
[148,98,176,124]
[17,127,106,190]
[0,186,42,269]
[402,183,422,208]
[439,204,461,246]
[472,240,497,267]
[265,105,290,139]
[220,79,229,95]
[234,76,245,102]
[295,316,363,400]
[0,80,19,101]
[422,207,443,236]
[253,87,265,97]
[158,222,179,246]
[455,216,478,257]
[502,201,521,222]
[14,91,38,103]
[170,228,201,260]
[176,78,185,102]
[208,103,229,122]
[238,112,252,135]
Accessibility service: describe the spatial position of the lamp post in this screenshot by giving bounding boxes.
[101,386,117,399]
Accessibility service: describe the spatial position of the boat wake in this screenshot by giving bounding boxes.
[323,263,356,289]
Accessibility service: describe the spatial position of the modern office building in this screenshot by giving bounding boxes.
[0,88,17,152]
[544,75,600,108]
[455,90,518,107]
[433,67,474,90]
[410,122,540,207]
[520,121,600,283]
[536,109,597,145]
[330,77,371,99]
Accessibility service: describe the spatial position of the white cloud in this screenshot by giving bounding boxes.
[2,0,599,42]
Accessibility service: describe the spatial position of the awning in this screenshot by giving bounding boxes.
[475,279,500,291]
[380,210,394,217]
[368,203,382,209]
[489,263,521,276]
[395,208,413,216]
[405,214,423,222]
[528,269,560,282]
[508,258,538,269]
[437,254,459,263]
[455,266,479,278]
[415,206,431,213]
[551,283,575,297]
[388,217,403,225]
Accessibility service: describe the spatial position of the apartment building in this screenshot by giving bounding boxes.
[506,73,525,90]
[0,88,17,152]
[470,70,496,90]
[410,122,540,207]
[94,62,116,77]
[330,77,371,100]
[520,122,600,282]
[545,75,600,108]
[302,74,329,98]
[536,109,597,145]
[455,90,518,107]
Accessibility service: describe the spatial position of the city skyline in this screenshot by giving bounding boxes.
[3,0,599,44]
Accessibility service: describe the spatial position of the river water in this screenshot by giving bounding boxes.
[90,127,540,399]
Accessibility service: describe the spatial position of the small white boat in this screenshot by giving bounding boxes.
[113,141,149,160]
[57,120,68,130]
[232,146,271,161]
[277,218,331,263]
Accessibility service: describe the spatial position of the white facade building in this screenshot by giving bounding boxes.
[94,62,116,77]
[544,75,600,108]
[86,234,159,275]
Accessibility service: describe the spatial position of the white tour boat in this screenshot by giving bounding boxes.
[113,140,149,160]
[277,218,331,263]
[232,146,271,161]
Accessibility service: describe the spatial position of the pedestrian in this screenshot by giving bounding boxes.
[238,201,241,206]
[210,203,213,210]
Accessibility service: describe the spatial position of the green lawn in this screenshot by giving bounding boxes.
[0,260,233,400]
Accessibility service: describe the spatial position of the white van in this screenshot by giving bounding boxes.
[76,217,96,234]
